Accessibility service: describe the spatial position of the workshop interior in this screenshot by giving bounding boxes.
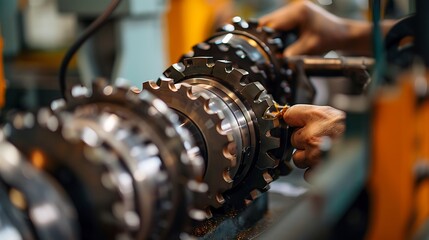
[0,0,428,239]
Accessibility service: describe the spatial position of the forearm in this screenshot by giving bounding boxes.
[342,19,397,56]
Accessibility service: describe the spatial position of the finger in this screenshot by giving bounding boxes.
[284,35,319,56]
[304,167,314,181]
[292,148,322,169]
[283,104,317,127]
[306,147,322,166]
[292,150,306,169]
[290,128,307,150]
[259,2,305,30]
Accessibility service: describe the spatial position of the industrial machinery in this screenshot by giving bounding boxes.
[0,11,377,238]
[6,0,427,238]
[5,81,208,239]
[182,16,296,105]
[142,57,290,213]
[0,11,303,237]
[0,132,79,240]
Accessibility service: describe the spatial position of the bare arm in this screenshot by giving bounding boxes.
[259,1,397,56]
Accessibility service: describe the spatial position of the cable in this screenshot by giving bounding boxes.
[59,0,123,101]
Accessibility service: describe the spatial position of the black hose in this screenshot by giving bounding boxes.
[58,0,123,101]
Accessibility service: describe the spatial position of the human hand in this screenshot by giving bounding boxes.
[259,0,373,56]
[283,104,345,178]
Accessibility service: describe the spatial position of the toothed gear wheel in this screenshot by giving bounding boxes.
[182,16,297,105]
[7,80,207,240]
[0,133,79,240]
[144,57,291,211]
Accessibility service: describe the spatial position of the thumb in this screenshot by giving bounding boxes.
[282,104,311,127]
[283,38,308,57]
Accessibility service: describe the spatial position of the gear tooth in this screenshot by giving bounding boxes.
[216,60,233,71]
[232,16,242,24]
[158,78,177,91]
[257,152,278,170]
[183,51,195,59]
[263,171,274,184]
[265,135,280,147]
[205,209,213,219]
[216,43,229,52]
[215,193,226,204]
[50,99,66,111]
[182,57,214,76]
[268,37,283,49]
[262,26,274,34]
[164,62,186,80]
[195,42,210,51]
[248,19,259,27]
[249,189,262,200]
[222,170,233,184]
[240,19,250,29]
[183,57,213,67]
[92,78,109,91]
[142,80,160,91]
[245,199,253,206]
[221,23,235,32]
[71,85,91,98]
[212,60,233,80]
[224,68,248,88]
[188,208,207,221]
[240,82,265,102]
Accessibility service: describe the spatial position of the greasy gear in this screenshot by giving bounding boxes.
[7,80,207,240]
[143,57,291,213]
[183,16,297,105]
[0,133,79,240]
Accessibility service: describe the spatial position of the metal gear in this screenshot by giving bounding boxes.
[182,16,297,105]
[7,80,207,240]
[0,131,79,240]
[143,57,291,212]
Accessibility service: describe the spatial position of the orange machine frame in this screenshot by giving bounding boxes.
[367,72,429,240]
[166,0,232,65]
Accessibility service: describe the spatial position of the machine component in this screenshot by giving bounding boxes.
[7,80,207,239]
[0,131,79,240]
[385,15,415,69]
[143,57,290,213]
[183,17,296,105]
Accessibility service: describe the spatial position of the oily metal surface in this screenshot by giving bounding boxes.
[183,17,297,104]
[144,57,289,213]
[7,81,207,240]
[0,133,79,240]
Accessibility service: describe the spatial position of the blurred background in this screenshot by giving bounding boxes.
[0,0,410,112]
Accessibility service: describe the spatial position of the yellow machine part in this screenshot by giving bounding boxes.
[0,34,5,108]
[166,0,233,65]
[367,72,429,240]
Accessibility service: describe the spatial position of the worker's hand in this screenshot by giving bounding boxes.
[259,0,373,56]
[283,105,345,178]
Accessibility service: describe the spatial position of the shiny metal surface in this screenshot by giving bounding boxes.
[0,137,79,240]
[209,34,270,65]
[143,57,291,214]
[7,80,207,239]
[184,17,296,105]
